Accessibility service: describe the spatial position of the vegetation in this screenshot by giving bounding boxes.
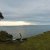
[0,31,13,42]
[0,12,4,19]
[0,31,50,50]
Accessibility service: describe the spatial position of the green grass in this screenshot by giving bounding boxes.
[0,31,50,50]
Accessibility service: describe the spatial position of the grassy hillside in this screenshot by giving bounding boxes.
[0,31,50,50]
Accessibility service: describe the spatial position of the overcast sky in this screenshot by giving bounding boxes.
[0,0,50,25]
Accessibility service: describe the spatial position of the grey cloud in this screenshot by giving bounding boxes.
[0,0,50,25]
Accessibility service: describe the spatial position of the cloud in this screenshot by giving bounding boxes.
[0,0,50,25]
[0,21,32,26]
[0,21,50,26]
[0,0,50,17]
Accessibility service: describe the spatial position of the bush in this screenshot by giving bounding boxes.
[0,31,13,42]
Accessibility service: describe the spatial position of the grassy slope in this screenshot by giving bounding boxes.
[0,31,50,50]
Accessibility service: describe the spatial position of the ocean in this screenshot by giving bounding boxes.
[0,25,50,39]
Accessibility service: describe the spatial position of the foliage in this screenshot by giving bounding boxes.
[0,31,13,42]
[0,12,4,19]
[0,31,50,50]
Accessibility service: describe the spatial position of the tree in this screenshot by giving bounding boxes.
[0,12,4,19]
[0,31,13,42]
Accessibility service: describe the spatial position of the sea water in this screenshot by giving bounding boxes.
[0,25,50,39]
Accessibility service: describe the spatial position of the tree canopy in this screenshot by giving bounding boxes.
[0,31,13,42]
[0,12,4,19]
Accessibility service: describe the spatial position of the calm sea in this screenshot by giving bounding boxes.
[0,25,50,39]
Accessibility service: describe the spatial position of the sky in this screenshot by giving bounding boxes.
[0,0,50,25]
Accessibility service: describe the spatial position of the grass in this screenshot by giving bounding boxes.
[0,31,50,50]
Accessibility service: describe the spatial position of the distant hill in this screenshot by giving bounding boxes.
[0,31,50,50]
